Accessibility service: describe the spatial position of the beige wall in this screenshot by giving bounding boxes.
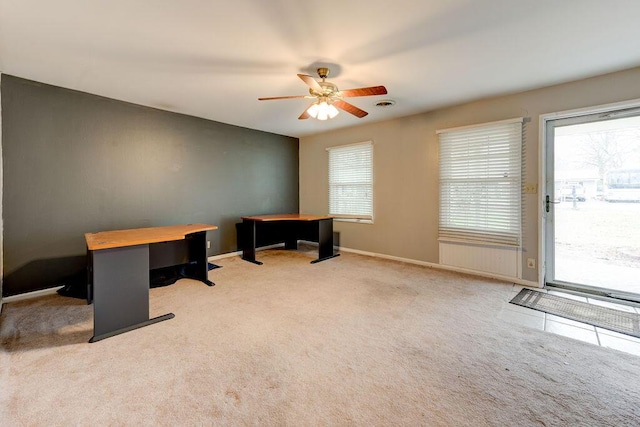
[300,66,640,283]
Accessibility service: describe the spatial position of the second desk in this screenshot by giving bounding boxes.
[239,214,339,265]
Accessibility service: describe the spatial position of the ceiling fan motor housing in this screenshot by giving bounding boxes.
[311,81,338,97]
[317,67,330,79]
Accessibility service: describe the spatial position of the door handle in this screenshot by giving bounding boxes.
[545,195,559,212]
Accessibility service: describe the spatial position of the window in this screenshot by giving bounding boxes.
[438,118,522,246]
[327,141,373,222]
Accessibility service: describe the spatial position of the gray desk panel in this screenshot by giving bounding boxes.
[92,244,149,337]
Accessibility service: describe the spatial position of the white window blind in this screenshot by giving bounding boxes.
[438,118,522,246]
[328,141,373,221]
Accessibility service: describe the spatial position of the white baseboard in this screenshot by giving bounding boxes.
[207,243,284,263]
[3,242,539,305]
[2,286,64,303]
[208,251,241,261]
[224,240,540,288]
[338,246,541,288]
[2,245,285,305]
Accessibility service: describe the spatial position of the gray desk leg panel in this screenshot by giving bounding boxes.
[312,218,340,263]
[187,231,215,286]
[92,245,152,339]
[241,220,263,265]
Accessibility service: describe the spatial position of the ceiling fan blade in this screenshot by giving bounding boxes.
[333,99,368,118]
[297,74,323,93]
[339,86,387,97]
[258,95,307,101]
[298,106,311,120]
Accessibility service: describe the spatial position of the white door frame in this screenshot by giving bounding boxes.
[539,97,640,288]
[0,74,3,308]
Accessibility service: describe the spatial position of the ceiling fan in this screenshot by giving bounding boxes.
[258,67,387,120]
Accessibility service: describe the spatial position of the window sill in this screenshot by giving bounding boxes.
[438,237,520,249]
[334,218,374,224]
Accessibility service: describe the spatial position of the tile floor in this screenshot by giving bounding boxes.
[499,285,640,357]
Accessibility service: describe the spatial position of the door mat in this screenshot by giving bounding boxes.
[510,288,640,339]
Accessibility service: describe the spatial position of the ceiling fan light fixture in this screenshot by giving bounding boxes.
[317,106,329,121]
[307,99,339,120]
[307,102,320,118]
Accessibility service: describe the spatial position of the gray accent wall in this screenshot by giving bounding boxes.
[1,75,299,296]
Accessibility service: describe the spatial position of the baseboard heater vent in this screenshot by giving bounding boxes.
[439,241,520,279]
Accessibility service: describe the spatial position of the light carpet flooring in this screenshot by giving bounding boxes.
[2,248,640,426]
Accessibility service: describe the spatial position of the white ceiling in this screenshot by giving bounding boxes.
[2,1,640,138]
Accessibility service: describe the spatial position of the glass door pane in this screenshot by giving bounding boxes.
[547,113,640,298]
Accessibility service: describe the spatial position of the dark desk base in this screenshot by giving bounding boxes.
[239,217,339,265]
[88,230,212,343]
[90,313,175,343]
[311,253,340,264]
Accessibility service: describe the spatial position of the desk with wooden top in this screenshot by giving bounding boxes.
[239,214,338,265]
[85,223,217,343]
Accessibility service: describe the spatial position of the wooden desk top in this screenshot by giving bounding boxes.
[241,213,333,222]
[85,223,218,251]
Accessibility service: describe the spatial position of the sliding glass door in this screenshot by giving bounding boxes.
[544,108,640,300]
